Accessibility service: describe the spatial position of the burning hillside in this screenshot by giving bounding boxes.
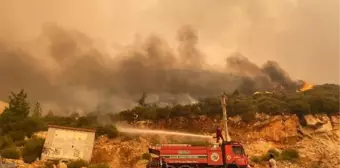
[299,81,315,92]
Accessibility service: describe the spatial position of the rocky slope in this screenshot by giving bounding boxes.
[90,113,339,168]
[1,113,339,168]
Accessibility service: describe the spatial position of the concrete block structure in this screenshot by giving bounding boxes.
[41,125,96,162]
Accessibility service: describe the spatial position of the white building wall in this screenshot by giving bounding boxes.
[41,126,96,162]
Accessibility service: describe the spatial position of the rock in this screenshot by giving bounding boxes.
[304,114,334,132]
[255,113,270,121]
[243,140,276,157]
[315,120,333,133]
[296,130,340,168]
[331,115,340,124]
[255,115,299,142]
[331,115,340,129]
[304,114,322,127]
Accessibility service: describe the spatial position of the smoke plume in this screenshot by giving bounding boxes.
[0,0,338,114]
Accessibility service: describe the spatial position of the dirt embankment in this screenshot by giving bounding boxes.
[2,113,338,168]
[93,114,339,168]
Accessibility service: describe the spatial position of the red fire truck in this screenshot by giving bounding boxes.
[146,141,249,168]
[146,95,249,168]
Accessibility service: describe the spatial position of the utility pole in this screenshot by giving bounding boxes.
[220,93,230,141]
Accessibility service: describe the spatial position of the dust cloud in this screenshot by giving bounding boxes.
[0,0,338,115]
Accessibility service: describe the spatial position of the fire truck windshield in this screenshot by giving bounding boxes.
[150,158,160,166]
[232,146,245,155]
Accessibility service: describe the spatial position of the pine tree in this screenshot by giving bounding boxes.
[46,109,54,117]
[32,102,42,118]
[138,92,147,107]
[0,89,30,134]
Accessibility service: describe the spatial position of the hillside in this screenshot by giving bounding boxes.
[118,83,339,123]
[91,113,340,168]
[0,84,338,168]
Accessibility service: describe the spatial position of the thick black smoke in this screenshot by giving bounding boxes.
[0,24,298,114]
[226,52,297,94]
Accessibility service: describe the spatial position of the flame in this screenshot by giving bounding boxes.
[299,81,314,92]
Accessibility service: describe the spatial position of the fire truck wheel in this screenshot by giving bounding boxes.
[226,164,239,168]
[178,165,193,168]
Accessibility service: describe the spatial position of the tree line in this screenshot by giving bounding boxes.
[0,90,118,163]
[119,84,339,122]
[0,84,338,162]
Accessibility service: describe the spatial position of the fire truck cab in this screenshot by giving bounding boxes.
[147,141,248,168]
[146,157,160,168]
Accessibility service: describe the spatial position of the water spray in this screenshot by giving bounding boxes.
[116,124,213,139]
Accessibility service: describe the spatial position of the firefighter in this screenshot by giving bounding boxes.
[268,154,277,168]
[133,113,138,124]
[215,126,224,143]
[160,157,168,168]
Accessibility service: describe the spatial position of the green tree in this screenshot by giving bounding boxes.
[32,102,42,118]
[0,147,21,159]
[0,90,44,140]
[22,137,45,163]
[317,97,339,116]
[228,98,251,116]
[46,110,54,117]
[256,96,286,115]
[138,92,147,107]
[96,125,119,139]
[0,90,30,135]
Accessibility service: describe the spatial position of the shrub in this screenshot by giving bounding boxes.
[280,148,299,161]
[67,159,88,168]
[0,147,20,159]
[88,163,110,168]
[258,148,281,161]
[240,111,256,123]
[141,153,151,160]
[96,125,119,139]
[14,140,26,147]
[8,131,26,141]
[251,156,261,163]
[22,138,45,163]
[22,117,46,137]
[267,148,280,158]
[0,136,14,150]
[260,153,270,161]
